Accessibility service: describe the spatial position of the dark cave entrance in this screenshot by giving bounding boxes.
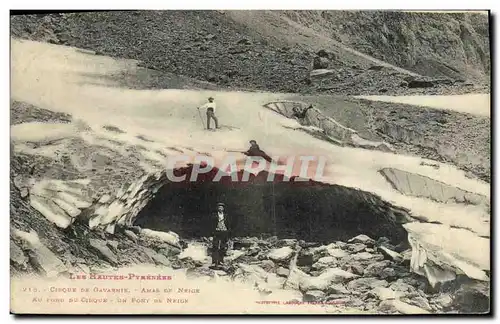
[133,165,409,244]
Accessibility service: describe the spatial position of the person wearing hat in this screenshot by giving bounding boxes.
[292,104,314,120]
[198,97,219,130]
[210,202,231,268]
[244,140,272,163]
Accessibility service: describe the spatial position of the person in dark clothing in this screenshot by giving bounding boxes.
[292,104,314,119]
[210,202,231,268]
[244,140,273,163]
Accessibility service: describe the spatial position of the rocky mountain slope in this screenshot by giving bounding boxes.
[10,10,490,95]
[278,11,490,82]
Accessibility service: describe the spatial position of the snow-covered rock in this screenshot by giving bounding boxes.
[379,246,403,262]
[405,223,489,287]
[140,228,180,247]
[268,246,295,262]
[348,234,376,245]
[369,287,404,301]
[300,268,357,291]
[12,229,67,277]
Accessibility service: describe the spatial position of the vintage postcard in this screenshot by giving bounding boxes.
[10,10,490,315]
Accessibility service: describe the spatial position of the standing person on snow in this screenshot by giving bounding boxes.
[198,96,219,130]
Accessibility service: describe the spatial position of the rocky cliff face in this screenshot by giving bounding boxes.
[281,11,490,82]
[10,11,490,95]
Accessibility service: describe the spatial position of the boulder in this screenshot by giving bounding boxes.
[130,249,154,264]
[296,250,319,266]
[225,250,245,262]
[431,294,453,309]
[326,283,350,295]
[259,259,276,272]
[158,244,181,257]
[380,267,397,279]
[389,279,417,294]
[346,243,367,253]
[12,229,67,277]
[312,56,329,69]
[300,268,357,291]
[335,241,348,249]
[344,298,365,309]
[317,256,337,264]
[369,287,404,301]
[304,290,325,302]
[140,228,180,247]
[10,240,28,269]
[268,246,295,263]
[348,234,376,246]
[99,194,111,203]
[142,247,171,266]
[316,49,330,58]
[327,248,349,258]
[363,260,391,277]
[246,243,260,256]
[186,267,217,280]
[107,240,119,252]
[298,240,322,249]
[312,256,337,270]
[343,263,365,276]
[276,267,290,278]
[379,299,430,314]
[347,278,389,292]
[401,295,431,311]
[234,263,268,286]
[401,277,427,291]
[89,239,119,265]
[451,281,490,313]
[352,252,384,262]
[379,246,403,263]
[376,237,395,250]
[277,239,297,247]
[124,230,139,242]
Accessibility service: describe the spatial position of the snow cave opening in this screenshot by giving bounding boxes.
[133,165,410,244]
